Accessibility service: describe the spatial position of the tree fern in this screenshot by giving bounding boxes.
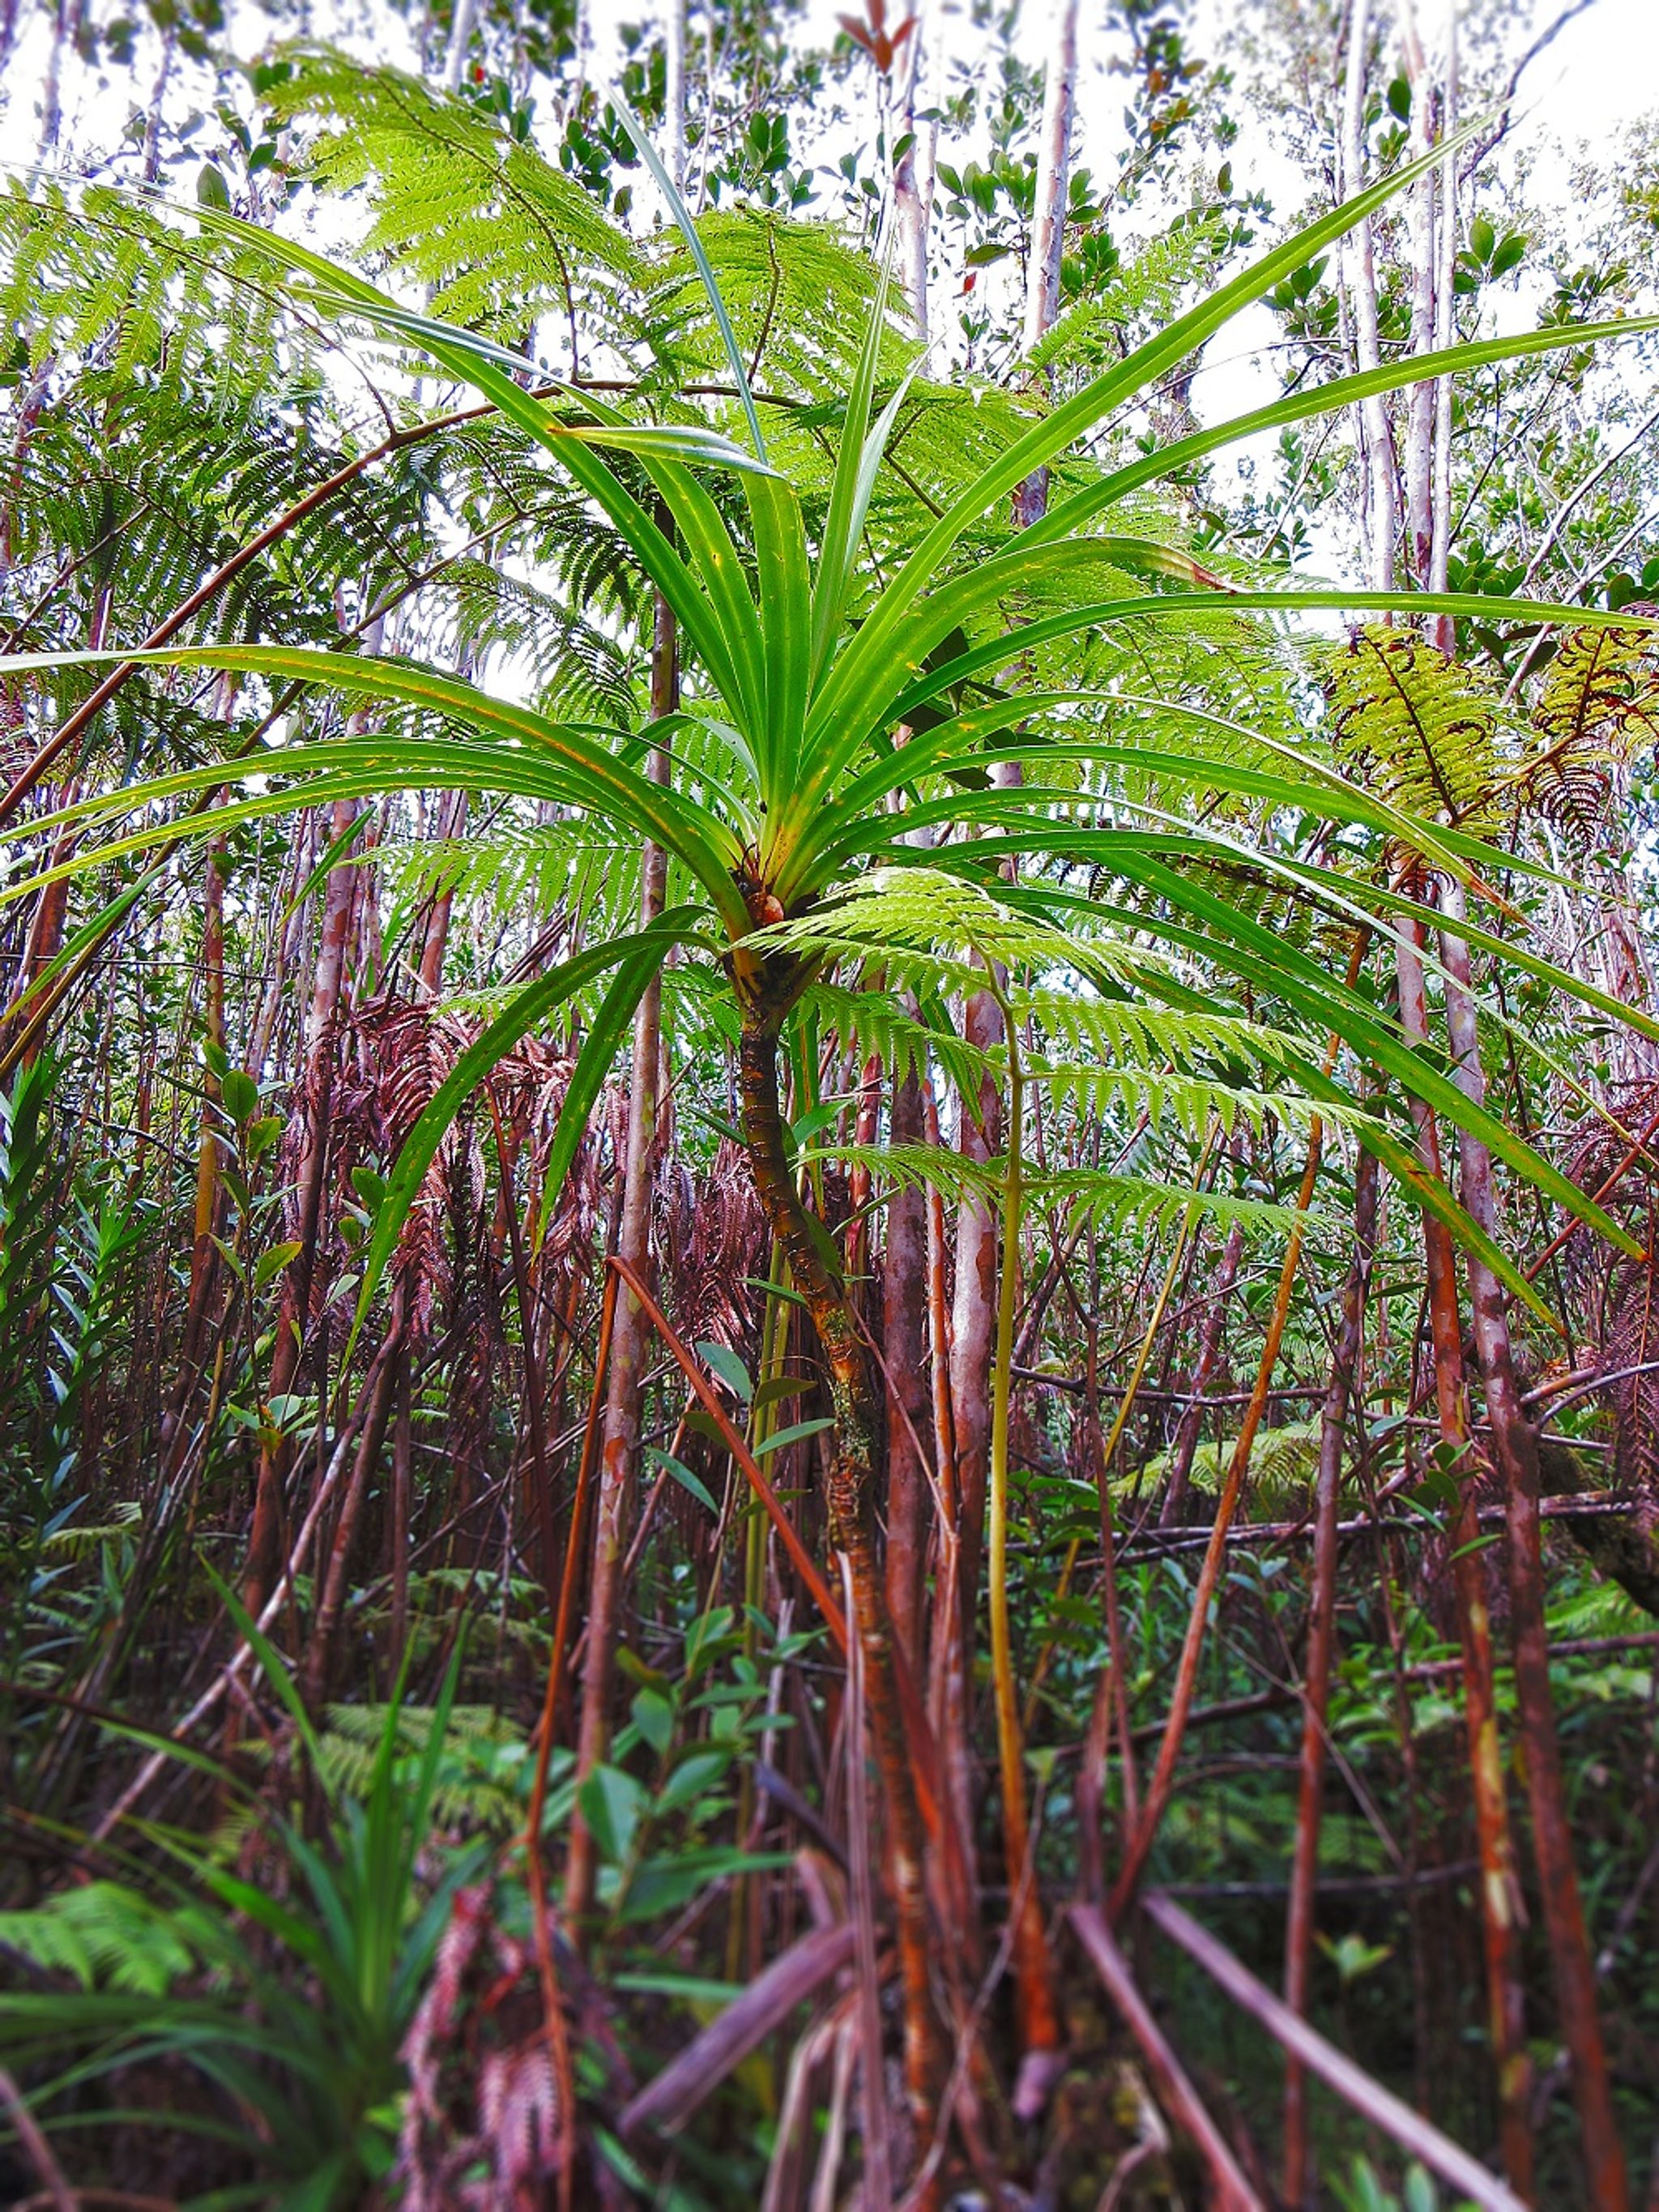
[268,48,642,350]
[1326,622,1511,835]
[817,1141,1322,1241]
[0,1882,202,1996]
[1515,616,1659,850]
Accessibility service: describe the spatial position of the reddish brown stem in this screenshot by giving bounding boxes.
[884,1062,930,1669]
[1070,1907,1264,2210]
[1439,892,1627,2210]
[1282,1140,1380,2205]
[736,996,945,2137]
[1110,1124,1323,1922]
[1397,912,1533,2192]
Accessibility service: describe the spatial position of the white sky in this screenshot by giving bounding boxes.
[6,0,1655,572]
[10,0,1655,221]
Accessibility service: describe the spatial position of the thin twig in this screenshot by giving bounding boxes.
[0,2065,75,2212]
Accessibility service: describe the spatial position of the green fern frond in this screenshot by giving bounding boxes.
[1043,1169,1326,1242]
[271,47,641,344]
[814,1144,1324,1241]
[1022,1057,1375,1143]
[803,982,987,1099]
[766,865,1181,993]
[1134,1418,1324,1503]
[1013,986,1314,1078]
[1326,623,1510,834]
[0,1882,200,1996]
[811,1141,1003,1203]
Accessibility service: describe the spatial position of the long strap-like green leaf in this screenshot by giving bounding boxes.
[352,908,704,1344]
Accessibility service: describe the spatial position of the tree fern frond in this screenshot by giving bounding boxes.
[1327,623,1511,834]
[1012,987,1316,1079]
[1022,1057,1376,1144]
[1513,615,1659,849]
[270,46,641,348]
[1043,1168,1327,1242]
[802,982,987,1099]
[764,865,1183,994]
[0,1883,200,1996]
[1134,1420,1324,1504]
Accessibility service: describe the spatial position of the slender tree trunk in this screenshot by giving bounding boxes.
[1397,0,1437,590]
[891,0,934,341]
[1022,0,1078,359]
[884,1066,930,1669]
[565,587,675,1925]
[442,0,476,92]
[37,0,83,160]
[1340,0,1399,588]
[662,0,687,197]
[1282,1140,1380,2206]
[922,1072,975,1879]
[949,984,1001,1650]
[1012,0,1079,533]
[1439,882,1628,2210]
[1397,911,1533,2191]
[417,788,467,993]
[737,987,944,2132]
[1429,16,1457,651]
[1158,1217,1244,1527]
[141,24,176,184]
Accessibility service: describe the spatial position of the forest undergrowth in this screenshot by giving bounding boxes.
[3,0,1659,2205]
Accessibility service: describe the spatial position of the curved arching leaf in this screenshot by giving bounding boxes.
[352,907,705,1343]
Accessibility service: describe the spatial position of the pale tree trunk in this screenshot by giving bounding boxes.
[1012,0,1079,533]
[891,0,935,340]
[1397,0,1458,650]
[1397,0,1437,587]
[417,788,467,993]
[141,24,176,184]
[1340,0,1398,589]
[442,0,477,92]
[1023,0,1079,358]
[1430,13,1458,650]
[37,0,84,160]
[565,587,675,1926]
[662,0,687,196]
